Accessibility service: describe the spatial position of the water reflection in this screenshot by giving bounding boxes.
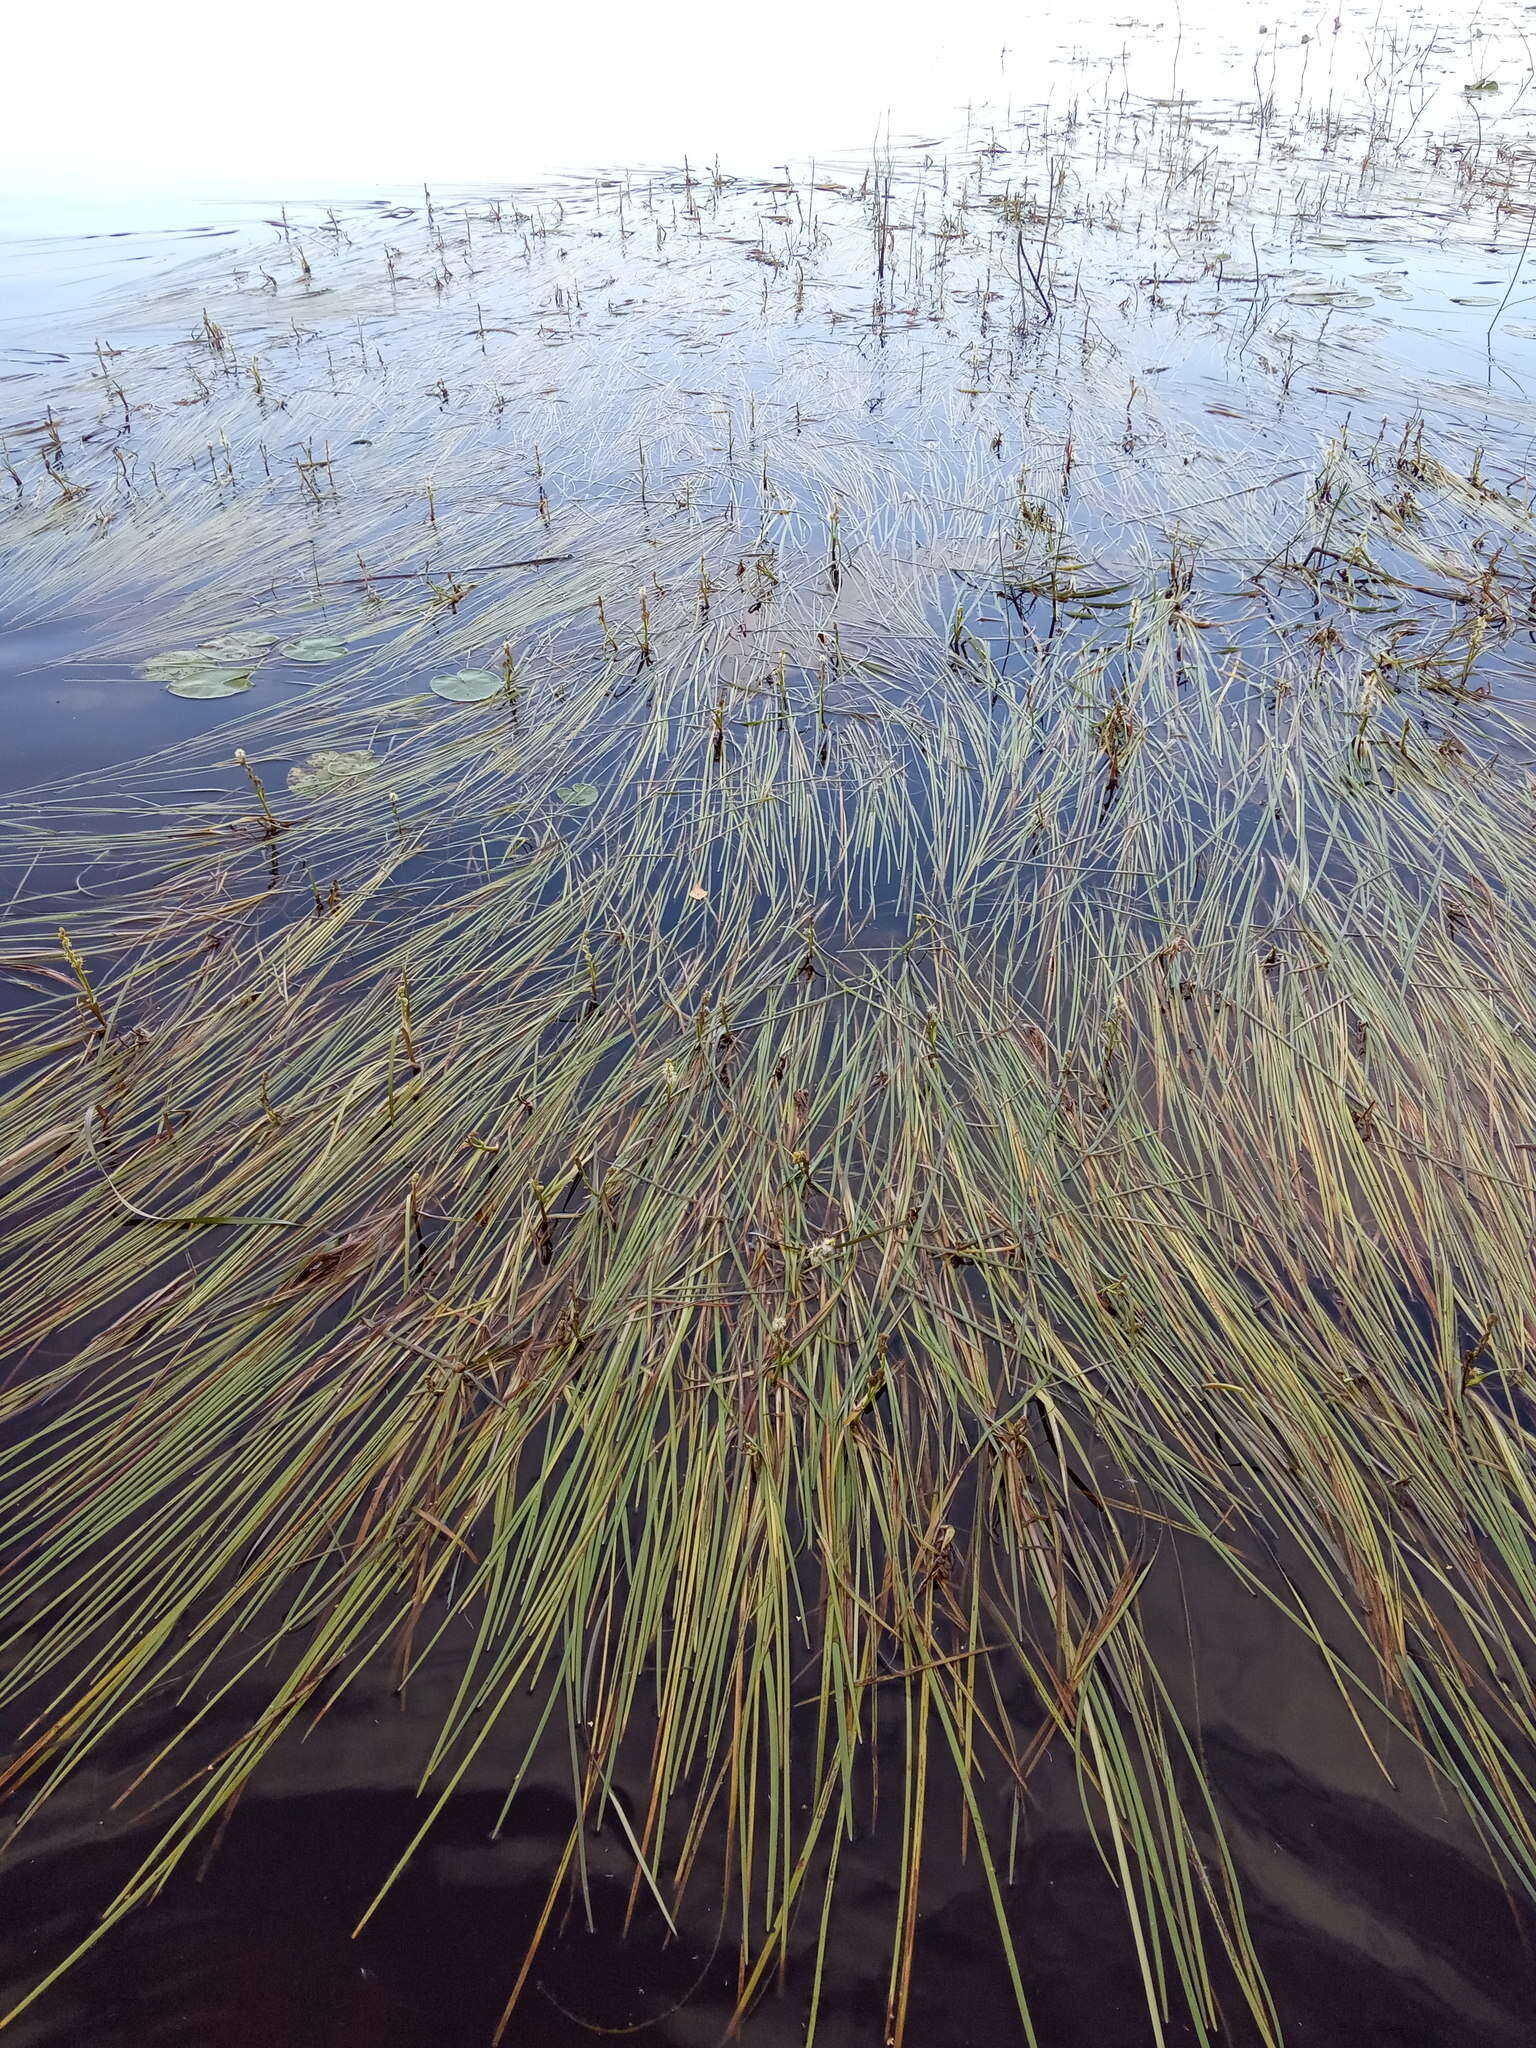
[2,1600,1532,2046]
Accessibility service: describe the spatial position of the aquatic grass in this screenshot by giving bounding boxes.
[4,559,1536,2039]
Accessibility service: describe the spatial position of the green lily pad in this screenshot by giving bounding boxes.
[557,782,600,809]
[429,669,506,702]
[142,635,277,685]
[280,635,348,665]
[287,749,380,798]
[142,649,248,685]
[201,632,278,662]
[164,669,256,699]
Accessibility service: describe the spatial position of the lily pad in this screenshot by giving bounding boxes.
[142,648,251,686]
[557,782,600,809]
[200,631,278,662]
[429,669,505,702]
[280,635,348,665]
[164,669,256,699]
[287,749,379,798]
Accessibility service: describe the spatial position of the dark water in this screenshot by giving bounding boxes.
[1,1517,1532,2045]
[6,1785,1526,2048]
[0,620,260,792]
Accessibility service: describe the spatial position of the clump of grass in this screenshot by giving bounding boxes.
[4,568,1536,2042]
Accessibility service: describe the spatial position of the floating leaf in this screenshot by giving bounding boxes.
[429,669,505,702]
[201,632,278,663]
[142,649,251,685]
[143,634,277,685]
[287,749,379,798]
[1285,288,1372,308]
[280,635,348,665]
[164,669,255,699]
[558,782,600,808]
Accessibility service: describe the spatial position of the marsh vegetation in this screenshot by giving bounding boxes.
[5,9,1536,2042]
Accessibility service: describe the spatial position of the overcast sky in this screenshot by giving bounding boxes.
[2,0,1281,195]
[1,0,1505,239]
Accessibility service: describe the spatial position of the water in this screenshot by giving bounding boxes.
[5,13,1536,796]
[5,5,1536,2044]
[2,1539,1531,2045]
